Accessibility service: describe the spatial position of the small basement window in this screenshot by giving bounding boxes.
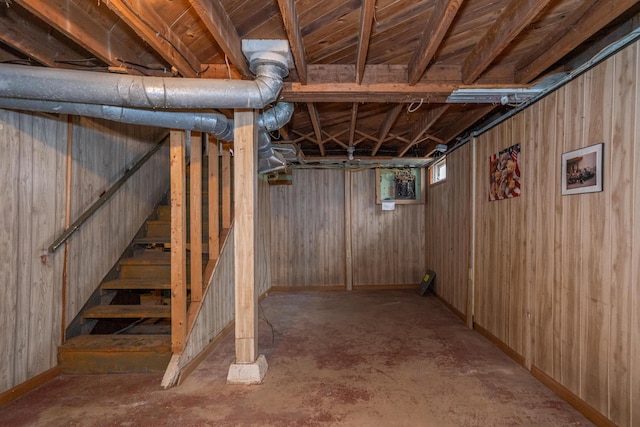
[430,157,446,184]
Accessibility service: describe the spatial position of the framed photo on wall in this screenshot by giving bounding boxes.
[375,167,426,205]
[561,143,604,195]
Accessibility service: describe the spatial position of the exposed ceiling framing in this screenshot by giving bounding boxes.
[1,0,639,162]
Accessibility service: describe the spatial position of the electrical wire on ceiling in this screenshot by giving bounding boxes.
[407,98,424,112]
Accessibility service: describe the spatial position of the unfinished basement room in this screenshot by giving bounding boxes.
[1,1,640,426]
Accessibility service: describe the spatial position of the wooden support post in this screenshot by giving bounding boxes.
[208,136,220,259]
[170,130,187,354]
[233,109,258,364]
[222,143,232,229]
[190,132,203,302]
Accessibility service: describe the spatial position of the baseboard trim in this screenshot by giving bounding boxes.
[531,365,614,427]
[432,291,466,323]
[269,285,345,292]
[352,284,418,291]
[0,366,61,407]
[473,322,526,367]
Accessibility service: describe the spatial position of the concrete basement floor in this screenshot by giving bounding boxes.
[1,290,591,426]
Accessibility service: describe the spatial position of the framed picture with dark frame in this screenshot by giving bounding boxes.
[375,167,426,205]
[561,142,604,195]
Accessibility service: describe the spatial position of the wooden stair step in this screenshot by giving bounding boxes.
[83,304,171,319]
[146,220,210,238]
[120,251,172,265]
[101,279,171,291]
[58,334,171,374]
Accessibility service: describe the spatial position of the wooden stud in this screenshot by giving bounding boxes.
[208,136,220,260]
[233,109,258,364]
[190,132,203,303]
[170,130,187,354]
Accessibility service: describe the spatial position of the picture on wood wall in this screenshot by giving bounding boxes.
[561,142,604,195]
[489,143,521,201]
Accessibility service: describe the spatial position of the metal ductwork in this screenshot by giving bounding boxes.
[0,40,293,173]
[0,63,288,110]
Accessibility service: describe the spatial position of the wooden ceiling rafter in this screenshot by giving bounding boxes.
[103,0,202,78]
[307,64,517,85]
[438,105,497,146]
[16,0,145,73]
[515,0,640,83]
[407,0,465,85]
[277,0,308,84]
[397,105,450,157]
[371,103,404,156]
[355,0,376,84]
[461,0,553,84]
[188,0,251,78]
[306,103,325,156]
[348,103,359,146]
[0,23,63,68]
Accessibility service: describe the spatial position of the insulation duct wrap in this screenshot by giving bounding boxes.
[0,43,293,173]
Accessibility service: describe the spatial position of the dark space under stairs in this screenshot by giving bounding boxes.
[59,162,212,374]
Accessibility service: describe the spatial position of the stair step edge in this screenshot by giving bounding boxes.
[83,304,171,319]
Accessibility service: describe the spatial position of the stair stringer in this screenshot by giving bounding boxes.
[162,225,235,388]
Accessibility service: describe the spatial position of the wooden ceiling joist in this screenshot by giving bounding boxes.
[17,0,143,72]
[461,0,553,84]
[515,0,640,83]
[408,0,465,85]
[103,0,202,77]
[439,105,497,145]
[277,0,308,84]
[189,0,251,78]
[0,22,60,68]
[371,104,404,156]
[355,0,376,84]
[348,103,359,146]
[397,105,450,157]
[306,103,325,156]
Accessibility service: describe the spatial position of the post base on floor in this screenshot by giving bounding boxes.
[226,354,268,385]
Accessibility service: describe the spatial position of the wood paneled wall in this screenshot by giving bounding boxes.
[0,110,66,394]
[270,169,346,287]
[350,169,425,287]
[425,145,472,317]
[427,41,640,425]
[67,117,168,322]
[0,111,169,394]
[270,169,425,288]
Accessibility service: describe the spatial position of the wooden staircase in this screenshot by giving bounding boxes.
[59,161,212,374]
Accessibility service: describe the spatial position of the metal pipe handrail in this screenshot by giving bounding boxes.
[48,134,169,253]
